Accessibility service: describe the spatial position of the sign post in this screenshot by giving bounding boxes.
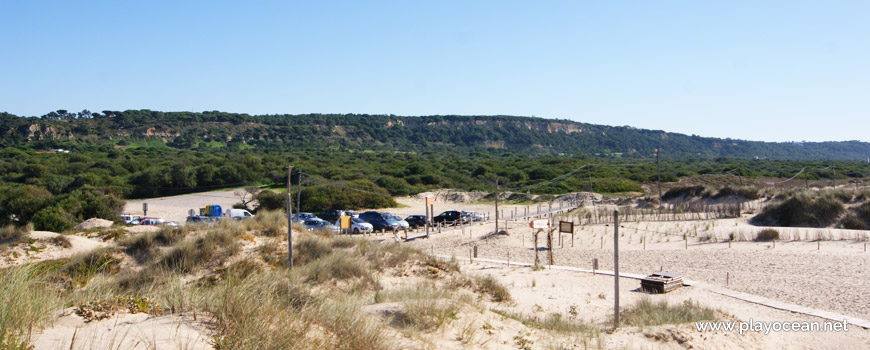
[340,216,351,234]
[425,196,433,238]
[530,220,549,267]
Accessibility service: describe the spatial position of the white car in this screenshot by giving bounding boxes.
[119,214,141,224]
[338,217,373,234]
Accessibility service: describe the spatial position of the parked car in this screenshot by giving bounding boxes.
[292,212,317,223]
[344,210,360,218]
[186,215,220,224]
[433,210,463,225]
[468,211,486,222]
[405,215,428,228]
[460,211,485,222]
[137,217,165,226]
[387,214,410,230]
[317,210,345,223]
[358,211,402,232]
[119,214,141,224]
[227,208,255,219]
[338,217,373,234]
[303,218,339,233]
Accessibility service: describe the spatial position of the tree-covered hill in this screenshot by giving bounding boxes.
[2,110,869,160]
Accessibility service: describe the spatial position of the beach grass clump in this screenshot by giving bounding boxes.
[711,186,760,200]
[493,309,597,334]
[841,202,870,229]
[0,224,31,251]
[61,249,120,287]
[48,235,72,248]
[621,298,718,327]
[755,229,780,242]
[294,235,334,266]
[251,210,285,237]
[662,186,710,202]
[754,192,844,227]
[474,275,512,302]
[0,266,61,349]
[158,229,239,273]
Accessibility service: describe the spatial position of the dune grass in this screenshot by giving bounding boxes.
[0,266,61,349]
[620,298,718,327]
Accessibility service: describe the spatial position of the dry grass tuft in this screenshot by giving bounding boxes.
[474,275,512,302]
[158,229,239,273]
[621,297,718,327]
[0,266,61,348]
[0,224,31,251]
[755,229,780,242]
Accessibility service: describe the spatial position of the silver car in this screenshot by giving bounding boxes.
[387,214,410,230]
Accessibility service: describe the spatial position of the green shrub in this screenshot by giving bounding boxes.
[755,229,780,242]
[31,206,77,232]
[255,190,286,211]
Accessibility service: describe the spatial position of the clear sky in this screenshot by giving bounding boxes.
[1,1,868,142]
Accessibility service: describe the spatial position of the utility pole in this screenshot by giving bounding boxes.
[296,170,302,214]
[494,178,499,235]
[587,164,594,193]
[287,165,294,269]
[655,149,662,210]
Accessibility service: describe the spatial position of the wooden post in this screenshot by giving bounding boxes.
[613,210,620,328]
[286,165,294,269]
[473,245,478,258]
[494,179,499,236]
[507,251,510,266]
[726,272,729,286]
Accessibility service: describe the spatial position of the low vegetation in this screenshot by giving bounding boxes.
[755,229,780,242]
[621,298,718,327]
[0,216,530,349]
[754,191,845,227]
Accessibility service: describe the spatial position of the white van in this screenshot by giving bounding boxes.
[226,209,255,219]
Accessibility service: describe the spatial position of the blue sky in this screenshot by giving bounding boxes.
[1,1,868,142]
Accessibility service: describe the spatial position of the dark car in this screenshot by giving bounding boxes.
[317,210,345,223]
[405,215,428,229]
[433,210,463,225]
[358,211,401,232]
